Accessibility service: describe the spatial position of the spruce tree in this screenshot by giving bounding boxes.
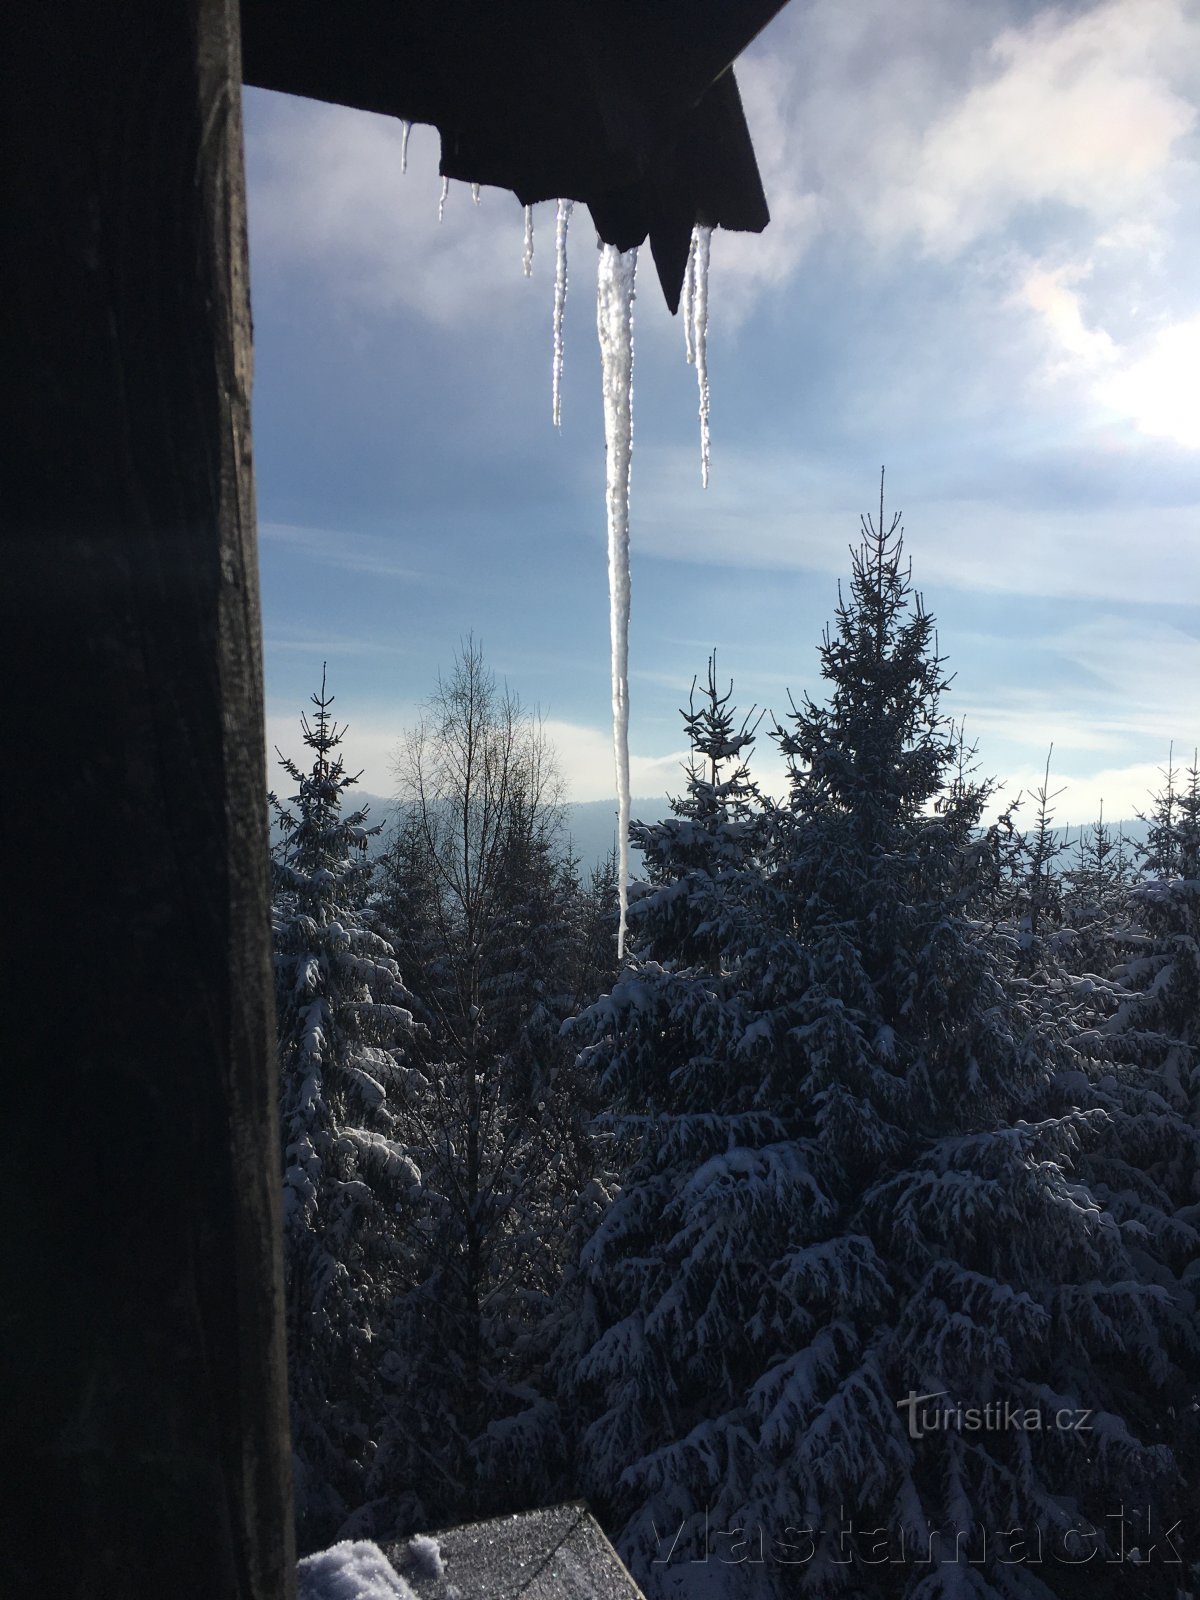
[1001,750,1072,972]
[270,672,420,1550]
[565,485,1186,1599]
[1002,758,1200,1541]
[1123,750,1200,1143]
[1044,794,1196,1298]
[1107,754,1200,1496]
[1059,807,1139,982]
[561,655,816,1581]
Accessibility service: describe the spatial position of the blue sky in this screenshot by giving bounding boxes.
[246,0,1199,829]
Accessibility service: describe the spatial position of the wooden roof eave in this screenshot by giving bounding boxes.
[240,0,789,310]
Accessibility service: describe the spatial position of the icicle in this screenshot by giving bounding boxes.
[596,243,638,958]
[471,182,481,206]
[400,120,412,175]
[438,176,449,223]
[682,231,697,365]
[522,205,535,277]
[552,199,574,429]
[692,225,713,489]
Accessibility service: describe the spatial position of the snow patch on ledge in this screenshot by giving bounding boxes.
[298,1540,417,1600]
[405,1534,445,1581]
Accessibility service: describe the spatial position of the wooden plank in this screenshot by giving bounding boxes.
[4,3,294,1596]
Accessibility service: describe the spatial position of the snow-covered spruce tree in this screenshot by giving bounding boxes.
[981,765,1182,1272]
[371,640,606,1528]
[993,750,1073,974]
[1041,755,1200,1546]
[270,672,420,1551]
[1122,750,1200,1146]
[1112,754,1200,1340]
[985,761,1200,1337]
[1124,752,1200,1506]
[1058,807,1139,983]
[575,844,624,1002]
[560,655,821,1578]
[565,487,1185,1600]
[985,768,1199,1554]
[1039,786,1197,1283]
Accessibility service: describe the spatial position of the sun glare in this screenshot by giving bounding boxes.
[1101,316,1200,450]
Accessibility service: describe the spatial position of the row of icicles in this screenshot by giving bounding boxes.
[402,122,714,956]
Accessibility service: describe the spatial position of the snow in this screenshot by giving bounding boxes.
[596,242,638,958]
[404,1534,444,1580]
[522,203,534,278]
[438,176,449,224]
[297,1540,416,1600]
[400,121,411,175]
[690,225,713,488]
[552,198,574,426]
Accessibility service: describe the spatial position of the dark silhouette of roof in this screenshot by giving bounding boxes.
[241,0,789,309]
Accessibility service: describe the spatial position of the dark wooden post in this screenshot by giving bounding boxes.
[5,3,294,1596]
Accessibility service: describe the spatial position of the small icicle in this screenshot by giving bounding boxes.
[692,225,713,489]
[596,243,638,958]
[438,176,449,223]
[682,231,697,365]
[400,120,412,175]
[552,199,574,429]
[523,205,535,278]
[471,182,481,206]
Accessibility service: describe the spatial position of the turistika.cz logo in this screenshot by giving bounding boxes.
[897,1389,1093,1440]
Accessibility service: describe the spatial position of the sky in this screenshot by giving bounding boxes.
[245,0,1199,832]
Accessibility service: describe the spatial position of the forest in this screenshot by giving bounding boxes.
[272,506,1198,1600]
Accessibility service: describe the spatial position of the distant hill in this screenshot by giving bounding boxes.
[268,789,673,878]
[270,789,1155,877]
[559,796,672,876]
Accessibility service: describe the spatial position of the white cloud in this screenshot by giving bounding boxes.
[265,704,411,801]
[266,700,700,808]
[721,0,1200,368]
[1056,615,1200,708]
[708,51,829,323]
[885,0,1197,258]
[540,717,693,803]
[730,0,1199,267]
[633,444,1200,604]
[1018,263,1200,449]
[262,522,428,581]
[246,96,553,326]
[985,758,1179,831]
[954,614,1198,824]
[1020,262,1118,371]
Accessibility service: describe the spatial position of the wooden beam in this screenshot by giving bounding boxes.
[4,3,294,1596]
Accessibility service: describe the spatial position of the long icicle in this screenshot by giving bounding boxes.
[438,176,449,223]
[692,225,713,488]
[682,230,697,365]
[596,243,638,958]
[552,199,574,428]
[523,205,535,277]
[400,120,412,175]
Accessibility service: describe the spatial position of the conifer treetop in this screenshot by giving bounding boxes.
[270,665,381,885]
[775,469,969,844]
[1139,744,1200,880]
